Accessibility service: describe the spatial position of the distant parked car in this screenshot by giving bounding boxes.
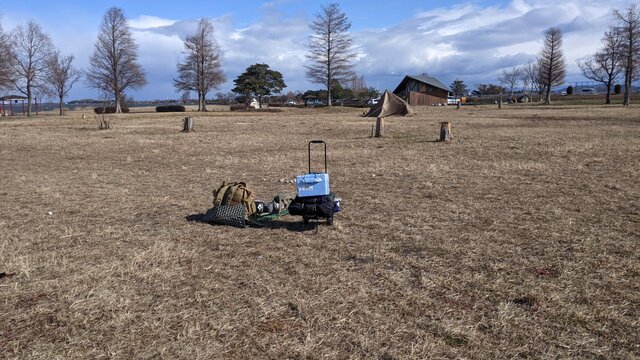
[367,98,379,105]
[581,88,598,95]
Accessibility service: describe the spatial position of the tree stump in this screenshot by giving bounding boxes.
[182,117,195,132]
[98,117,111,130]
[456,101,461,109]
[439,122,452,142]
[374,117,384,137]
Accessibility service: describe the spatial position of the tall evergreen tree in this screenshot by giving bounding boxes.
[449,79,468,97]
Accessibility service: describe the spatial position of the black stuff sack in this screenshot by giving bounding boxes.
[288,193,335,218]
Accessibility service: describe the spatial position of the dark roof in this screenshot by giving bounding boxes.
[393,75,450,93]
[1,95,27,101]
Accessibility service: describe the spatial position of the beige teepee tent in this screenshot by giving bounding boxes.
[363,90,415,137]
[363,90,415,118]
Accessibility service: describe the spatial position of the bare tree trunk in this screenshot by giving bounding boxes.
[198,91,207,111]
[59,96,64,115]
[114,89,122,113]
[544,87,552,104]
[624,67,632,106]
[605,84,612,104]
[27,86,32,117]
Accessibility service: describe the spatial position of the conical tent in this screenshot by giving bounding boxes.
[363,90,415,118]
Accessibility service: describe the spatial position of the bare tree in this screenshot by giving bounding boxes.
[305,2,355,106]
[539,27,566,104]
[44,52,82,115]
[87,7,146,114]
[0,23,13,89]
[7,20,54,116]
[577,30,624,104]
[518,65,531,101]
[520,60,550,102]
[348,74,368,99]
[173,18,225,112]
[613,5,640,106]
[498,67,522,100]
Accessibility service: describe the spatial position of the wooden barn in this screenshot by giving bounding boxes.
[393,75,450,106]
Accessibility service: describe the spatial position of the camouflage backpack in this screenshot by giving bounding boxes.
[212,181,257,218]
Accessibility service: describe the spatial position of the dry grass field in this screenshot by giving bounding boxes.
[1,104,639,359]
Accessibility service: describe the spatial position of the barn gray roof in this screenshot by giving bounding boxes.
[393,75,450,93]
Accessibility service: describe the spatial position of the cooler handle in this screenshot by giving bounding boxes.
[308,140,327,173]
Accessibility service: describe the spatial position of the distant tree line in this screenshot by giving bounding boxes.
[8,2,636,114]
[460,4,639,106]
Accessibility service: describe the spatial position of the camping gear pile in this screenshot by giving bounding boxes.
[204,140,340,228]
[206,181,291,227]
[288,140,340,225]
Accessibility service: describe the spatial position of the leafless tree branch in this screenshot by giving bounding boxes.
[44,52,82,115]
[7,20,54,116]
[173,18,225,112]
[305,3,355,106]
[86,7,146,113]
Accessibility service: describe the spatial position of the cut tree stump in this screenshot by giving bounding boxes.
[182,117,195,132]
[439,122,452,142]
[374,117,384,137]
[98,118,111,130]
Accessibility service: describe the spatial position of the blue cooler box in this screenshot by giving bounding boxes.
[296,173,330,197]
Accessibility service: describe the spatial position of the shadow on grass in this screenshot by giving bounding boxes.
[259,219,318,232]
[185,213,210,223]
[186,212,321,233]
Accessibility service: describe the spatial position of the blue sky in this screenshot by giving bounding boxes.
[1,0,634,101]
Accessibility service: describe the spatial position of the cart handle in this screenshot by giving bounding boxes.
[308,140,327,173]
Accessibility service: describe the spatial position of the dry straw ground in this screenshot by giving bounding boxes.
[1,104,639,359]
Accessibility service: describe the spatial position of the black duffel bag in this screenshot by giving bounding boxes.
[288,193,335,219]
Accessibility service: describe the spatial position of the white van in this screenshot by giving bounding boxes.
[581,88,598,95]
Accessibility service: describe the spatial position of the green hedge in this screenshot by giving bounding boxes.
[156,105,186,112]
[94,106,130,114]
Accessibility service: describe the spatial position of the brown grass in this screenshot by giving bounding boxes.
[1,104,639,359]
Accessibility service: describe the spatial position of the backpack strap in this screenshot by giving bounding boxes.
[222,183,240,206]
[213,181,230,207]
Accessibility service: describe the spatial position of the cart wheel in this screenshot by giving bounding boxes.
[327,216,334,225]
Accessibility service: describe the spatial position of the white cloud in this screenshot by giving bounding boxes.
[129,15,177,30]
[5,0,634,100]
[350,0,632,90]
